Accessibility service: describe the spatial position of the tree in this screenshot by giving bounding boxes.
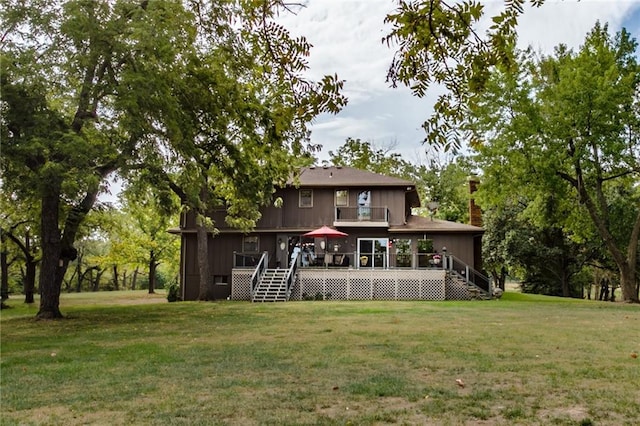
[1,1,345,316]
[1,1,188,317]
[469,24,640,302]
[413,152,475,222]
[326,138,415,179]
[0,194,39,303]
[119,187,180,294]
[131,3,345,301]
[385,0,545,151]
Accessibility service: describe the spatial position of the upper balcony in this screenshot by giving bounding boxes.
[333,206,389,227]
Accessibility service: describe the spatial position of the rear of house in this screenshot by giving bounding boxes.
[173,166,487,301]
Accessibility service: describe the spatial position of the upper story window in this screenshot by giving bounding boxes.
[299,189,313,207]
[243,236,259,253]
[335,190,348,206]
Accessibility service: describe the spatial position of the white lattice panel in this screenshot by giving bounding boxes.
[231,270,252,300]
[326,276,348,300]
[397,279,421,299]
[301,277,324,299]
[373,278,396,300]
[349,279,371,300]
[235,268,449,301]
[422,279,446,300]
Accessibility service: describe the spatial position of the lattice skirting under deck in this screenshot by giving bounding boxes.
[231,269,472,301]
[231,270,252,300]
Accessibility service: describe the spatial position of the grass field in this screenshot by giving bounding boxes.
[1,291,639,425]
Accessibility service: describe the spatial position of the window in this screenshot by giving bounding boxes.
[213,275,228,286]
[418,239,434,268]
[243,236,259,253]
[395,239,412,268]
[299,189,313,207]
[335,190,348,206]
[357,190,371,220]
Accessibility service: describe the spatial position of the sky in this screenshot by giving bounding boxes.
[277,0,640,164]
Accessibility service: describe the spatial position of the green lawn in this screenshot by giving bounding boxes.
[1,291,639,425]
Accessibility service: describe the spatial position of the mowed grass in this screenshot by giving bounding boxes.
[1,291,639,425]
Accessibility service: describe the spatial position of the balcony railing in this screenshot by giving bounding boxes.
[334,206,389,227]
[300,252,446,269]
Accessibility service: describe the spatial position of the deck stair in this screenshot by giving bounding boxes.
[252,269,290,302]
[447,270,492,300]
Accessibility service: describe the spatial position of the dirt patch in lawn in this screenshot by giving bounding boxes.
[5,405,129,426]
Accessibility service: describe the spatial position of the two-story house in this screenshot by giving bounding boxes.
[174,166,488,301]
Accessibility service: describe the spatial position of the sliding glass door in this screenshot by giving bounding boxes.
[358,238,389,269]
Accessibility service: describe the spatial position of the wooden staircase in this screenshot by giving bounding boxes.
[252,269,290,302]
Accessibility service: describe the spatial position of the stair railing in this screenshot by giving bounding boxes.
[284,251,300,300]
[445,255,492,296]
[250,251,269,300]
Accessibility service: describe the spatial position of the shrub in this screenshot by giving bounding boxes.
[166,280,182,302]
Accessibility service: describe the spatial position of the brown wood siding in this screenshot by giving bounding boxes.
[184,185,410,231]
[182,229,481,300]
[374,189,406,225]
[429,234,475,267]
[260,187,409,229]
[182,233,198,300]
[182,232,281,300]
[282,188,334,227]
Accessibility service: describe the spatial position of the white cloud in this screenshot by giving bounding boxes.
[515,0,636,52]
[278,0,640,163]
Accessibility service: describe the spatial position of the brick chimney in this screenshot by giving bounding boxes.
[468,176,482,227]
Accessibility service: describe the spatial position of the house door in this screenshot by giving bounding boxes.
[357,238,389,269]
[276,234,300,268]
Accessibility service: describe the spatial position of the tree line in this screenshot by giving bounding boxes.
[1,1,638,318]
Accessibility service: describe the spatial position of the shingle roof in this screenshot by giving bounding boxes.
[389,215,484,233]
[289,166,416,187]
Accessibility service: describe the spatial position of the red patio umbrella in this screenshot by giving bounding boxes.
[303,225,348,238]
[303,226,348,266]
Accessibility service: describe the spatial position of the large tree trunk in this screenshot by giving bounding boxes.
[620,263,638,303]
[37,191,64,319]
[37,176,103,318]
[196,216,210,301]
